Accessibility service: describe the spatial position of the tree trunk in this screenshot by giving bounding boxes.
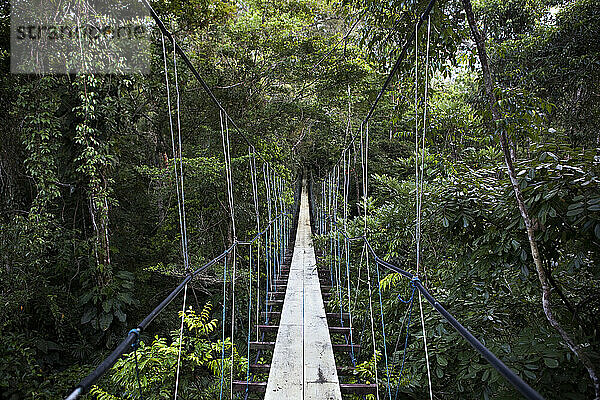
[460,0,600,397]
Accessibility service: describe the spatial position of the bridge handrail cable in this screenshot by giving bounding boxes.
[65,211,288,400]
[317,214,545,400]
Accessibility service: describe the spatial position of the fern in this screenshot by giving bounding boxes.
[91,303,246,399]
[379,272,404,292]
[90,386,122,400]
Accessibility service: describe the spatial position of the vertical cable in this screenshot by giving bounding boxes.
[361,121,379,399]
[245,244,253,392]
[263,164,272,322]
[375,262,392,399]
[173,284,188,399]
[161,35,186,272]
[343,150,356,365]
[223,112,237,399]
[250,150,261,340]
[172,37,189,272]
[219,257,228,400]
[230,246,237,400]
[394,285,416,400]
[417,15,434,400]
[161,33,190,399]
[414,22,421,273]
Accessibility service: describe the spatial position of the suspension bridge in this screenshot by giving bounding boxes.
[64,0,548,399]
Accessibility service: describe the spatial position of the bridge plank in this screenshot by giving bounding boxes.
[264,183,342,400]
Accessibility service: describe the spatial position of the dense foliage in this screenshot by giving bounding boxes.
[0,0,598,398]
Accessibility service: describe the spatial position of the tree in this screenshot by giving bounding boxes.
[460,0,600,396]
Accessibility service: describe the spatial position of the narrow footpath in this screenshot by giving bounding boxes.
[264,182,342,400]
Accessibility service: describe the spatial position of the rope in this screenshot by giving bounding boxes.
[304,187,546,400]
[172,36,190,272]
[375,260,392,399]
[263,164,272,321]
[414,16,434,400]
[394,285,416,400]
[245,244,253,392]
[220,110,236,238]
[352,238,365,316]
[66,219,289,399]
[414,23,420,271]
[319,0,439,176]
[160,34,189,272]
[161,32,190,400]
[360,121,380,399]
[141,0,286,179]
[230,246,237,399]
[219,108,237,399]
[418,291,433,399]
[343,150,357,365]
[279,177,285,266]
[173,284,188,399]
[249,149,261,339]
[328,174,334,287]
[321,181,326,235]
[129,329,143,400]
[219,256,227,400]
[274,174,282,277]
[334,168,344,328]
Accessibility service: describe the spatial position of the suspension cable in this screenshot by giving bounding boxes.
[161,31,190,400]
[245,243,253,393]
[375,256,392,398]
[249,149,261,338]
[160,34,185,272]
[324,0,439,174]
[360,121,380,399]
[141,0,280,173]
[415,16,434,400]
[172,36,190,273]
[219,109,238,399]
[343,150,357,365]
[218,255,228,400]
[394,284,416,400]
[173,284,188,399]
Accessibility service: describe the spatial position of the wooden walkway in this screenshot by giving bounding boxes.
[232,181,377,398]
[264,182,342,399]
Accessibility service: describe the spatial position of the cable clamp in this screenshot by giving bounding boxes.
[129,328,141,348]
[410,275,421,286]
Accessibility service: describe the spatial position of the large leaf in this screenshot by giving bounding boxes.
[98,312,113,331]
[81,307,96,324]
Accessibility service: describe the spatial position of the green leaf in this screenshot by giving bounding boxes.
[523,370,536,380]
[544,358,559,368]
[436,367,444,378]
[482,369,490,381]
[520,249,527,261]
[81,307,95,324]
[437,355,448,366]
[567,202,584,210]
[566,208,584,217]
[114,307,126,323]
[98,312,113,331]
[102,299,112,313]
[80,291,94,304]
